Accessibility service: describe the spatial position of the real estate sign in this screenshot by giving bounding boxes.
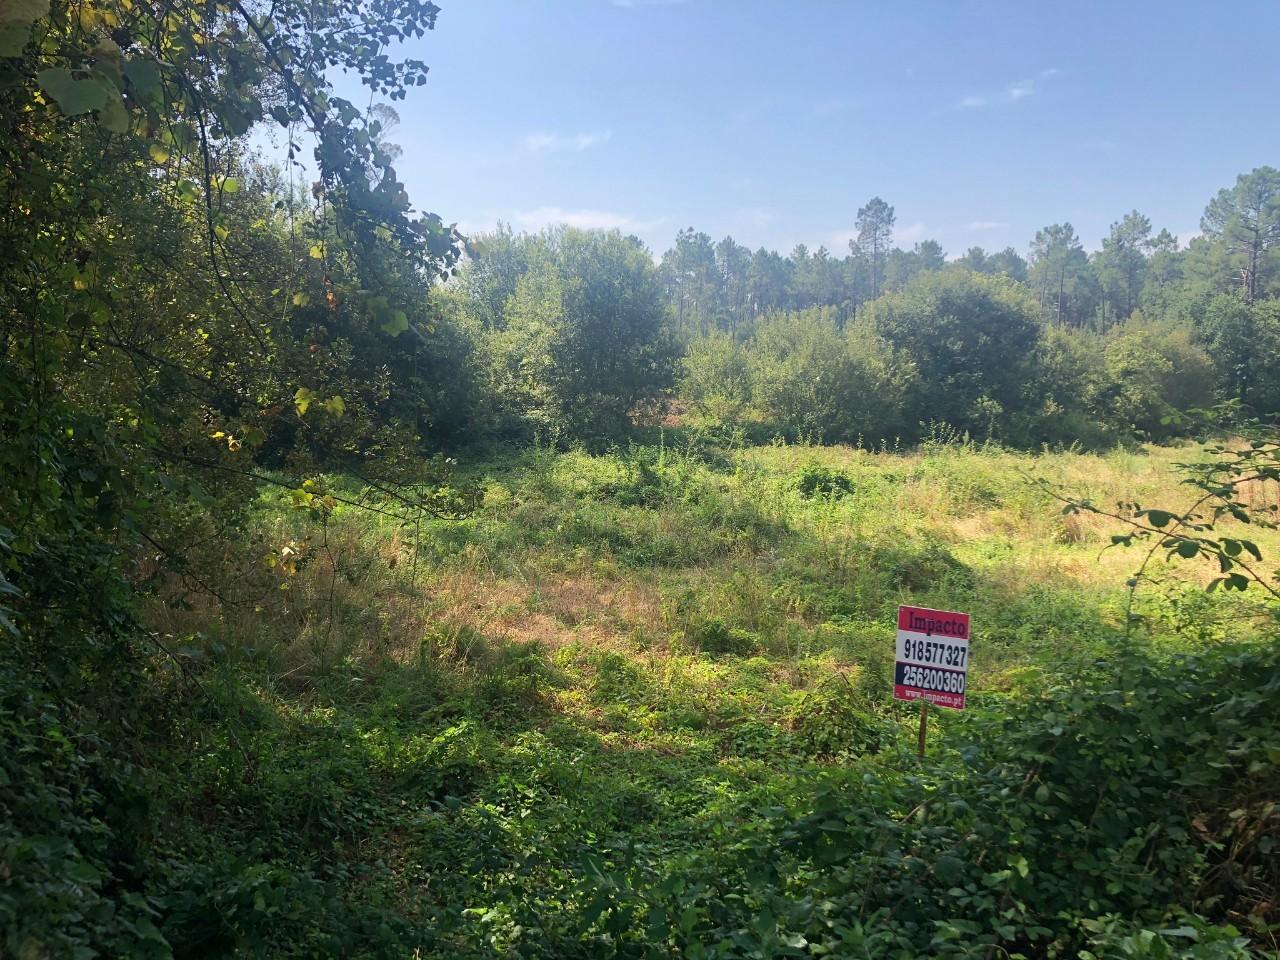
[893,605,970,710]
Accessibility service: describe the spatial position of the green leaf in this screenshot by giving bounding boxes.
[37,68,110,115]
[1174,540,1200,558]
[320,395,346,417]
[97,88,128,133]
[0,20,32,56]
[1145,509,1174,528]
[381,309,408,337]
[0,0,49,22]
[221,176,241,193]
[291,291,310,307]
[0,0,48,52]
[1034,783,1050,802]
[123,57,161,96]
[148,142,170,164]
[214,224,229,242]
[934,855,964,885]
[293,386,316,416]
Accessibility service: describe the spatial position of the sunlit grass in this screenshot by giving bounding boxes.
[137,437,1279,953]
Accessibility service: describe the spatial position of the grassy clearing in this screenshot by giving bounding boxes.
[141,438,1279,956]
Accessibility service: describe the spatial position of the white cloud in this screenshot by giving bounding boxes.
[967,220,1008,231]
[829,229,857,249]
[737,206,776,226]
[522,130,612,153]
[956,69,1061,109]
[895,222,928,244]
[829,224,929,248]
[1004,80,1035,102]
[454,218,498,237]
[512,206,662,233]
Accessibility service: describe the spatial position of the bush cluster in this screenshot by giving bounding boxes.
[680,272,1236,448]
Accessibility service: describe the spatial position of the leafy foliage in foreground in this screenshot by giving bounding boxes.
[7,630,1273,957]
[583,645,1278,959]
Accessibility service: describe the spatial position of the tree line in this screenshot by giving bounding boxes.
[654,173,1279,336]
[439,168,1280,446]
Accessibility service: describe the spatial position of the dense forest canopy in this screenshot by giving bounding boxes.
[1,2,1279,958]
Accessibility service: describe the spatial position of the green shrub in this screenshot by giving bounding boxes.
[690,618,760,657]
[794,462,855,498]
[862,271,1043,439]
[748,309,916,443]
[573,642,1280,958]
[789,681,884,758]
[679,331,754,425]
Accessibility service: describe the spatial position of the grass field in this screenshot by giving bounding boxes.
[141,436,1280,957]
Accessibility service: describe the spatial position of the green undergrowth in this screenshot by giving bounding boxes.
[7,438,1280,958]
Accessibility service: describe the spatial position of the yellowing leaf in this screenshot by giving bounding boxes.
[381,309,408,337]
[293,386,316,416]
[291,291,310,307]
[148,142,170,164]
[214,224,229,242]
[320,395,345,417]
[309,243,324,259]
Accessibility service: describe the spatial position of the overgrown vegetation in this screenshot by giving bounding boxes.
[8,435,1280,957]
[2,2,1280,957]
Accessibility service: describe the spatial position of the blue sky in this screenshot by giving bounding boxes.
[314,1,1280,259]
